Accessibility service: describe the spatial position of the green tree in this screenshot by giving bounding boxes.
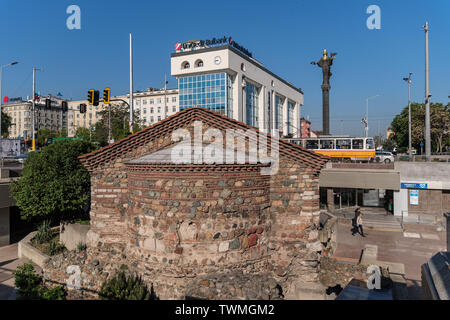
[382,137,397,151]
[10,140,96,222]
[391,102,449,153]
[56,128,68,138]
[1,110,12,137]
[36,128,55,146]
[75,127,91,141]
[92,103,144,146]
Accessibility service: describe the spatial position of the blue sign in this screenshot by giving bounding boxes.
[401,182,428,189]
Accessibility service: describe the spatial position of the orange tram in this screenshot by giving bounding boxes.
[284,136,376,162]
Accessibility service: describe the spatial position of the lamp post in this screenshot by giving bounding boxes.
[403,73,413,156]
[0,61,19,167]
[363,95,379,137]
[423,22,431,159]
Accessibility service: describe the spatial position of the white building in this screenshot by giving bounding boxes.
[171,38,303,137]
[67,88,179,137]
[3,95,67,140]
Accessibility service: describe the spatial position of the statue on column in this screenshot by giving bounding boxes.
[311,49,337,136]
[311,49,337,86]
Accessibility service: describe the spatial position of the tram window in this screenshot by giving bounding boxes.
[336,139,351,149]
[352,139,364,149]
[320,139,334,149]
[306,140,319,149]
[366,138,375,149]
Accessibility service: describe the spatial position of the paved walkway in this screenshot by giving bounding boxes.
[0,243,29,300]
[333,218,446,299]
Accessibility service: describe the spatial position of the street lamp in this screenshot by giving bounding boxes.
[403,73,413,157]
[0,61,19,167]
[363,95,379,137]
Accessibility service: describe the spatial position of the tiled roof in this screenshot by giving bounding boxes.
[78,107,329,175]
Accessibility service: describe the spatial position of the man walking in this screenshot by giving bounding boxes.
[352,207,366,237]
[356,212,366,237]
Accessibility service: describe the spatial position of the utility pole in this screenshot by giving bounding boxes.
[31,67,42,151]
[163,74,167,119]
[403,73,413,156]
[363,95,379,137]
[129,33,134,134]
[424,22,431,159]
[108,103,111,143]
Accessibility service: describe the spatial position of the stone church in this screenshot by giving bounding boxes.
[45,107,329,299]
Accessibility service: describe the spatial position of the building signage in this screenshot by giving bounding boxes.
[401,182,428,189]
[175,36,252,57]
[409,190,419,205]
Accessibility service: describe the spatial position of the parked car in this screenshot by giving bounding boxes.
[375,150,395,163]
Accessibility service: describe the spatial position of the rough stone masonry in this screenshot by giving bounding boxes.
[43,107,329,299]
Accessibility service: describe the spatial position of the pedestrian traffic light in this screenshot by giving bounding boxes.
[88,89,94,105]
[79,103,87,113]
[103,88,110,104]
[93,90,100,106]
[45,99,51,109]
[61,101,68,112]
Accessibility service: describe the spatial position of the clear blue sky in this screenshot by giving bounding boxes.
[1,0,449,136]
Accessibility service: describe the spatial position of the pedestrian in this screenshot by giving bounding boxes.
[351,208,361,236]
[356,212,366,237]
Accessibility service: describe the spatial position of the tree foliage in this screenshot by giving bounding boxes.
[91,103,145,146]
[391,102,449,153]
[1,110,12,137]
[10,140,96,222]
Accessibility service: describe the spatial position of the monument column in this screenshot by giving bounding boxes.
[321,84,330,135]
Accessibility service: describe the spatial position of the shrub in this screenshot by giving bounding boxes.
[77,241,87,252]
[34,220,53,244]
[98,271,151,300]
[14,263,42,299]
[39,286,66,300]
[46,240,66,256]
[14,263,66,300]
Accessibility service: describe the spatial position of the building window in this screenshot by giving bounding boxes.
[158,116,161,121]
[165,106,168,112]
[157,98,161,104]
[157,107,161,113]
[195,59,204,67]
[275,95,284,130]
[150,116,154,123]
[143,100,147,105]
[182,61,190,69]
[136,100,140,105]
[172,97,176,102]
[178,72,231,117]
[288,101,295,135]
[245,81,259,128]
[143,108,147,114]
[150,107,154,113]
[172,106,176,112]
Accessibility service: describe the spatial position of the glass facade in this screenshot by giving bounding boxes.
[178,72,231,117]
[245,81,259,128]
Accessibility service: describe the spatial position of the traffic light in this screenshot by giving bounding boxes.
[79,103,87,113]
[93,90,100,106]
[45,99,51,109]
[88,89,94,105]
[103,88,110,104]
[61,101,68,112]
